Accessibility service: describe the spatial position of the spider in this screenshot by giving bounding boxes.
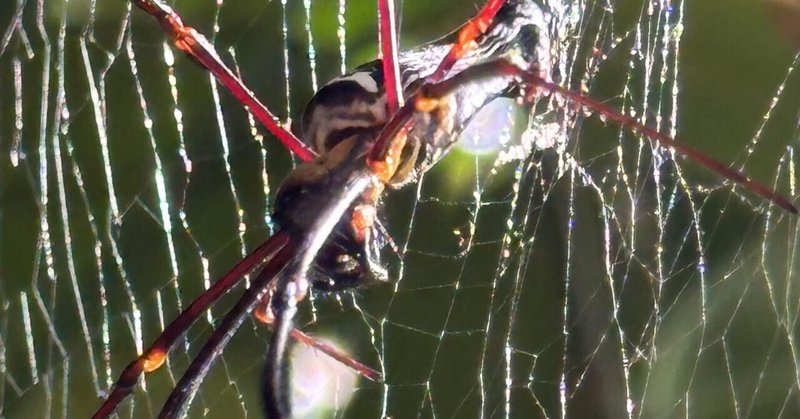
[93,0,797,417]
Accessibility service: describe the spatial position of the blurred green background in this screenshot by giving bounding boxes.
[1,0,800,418]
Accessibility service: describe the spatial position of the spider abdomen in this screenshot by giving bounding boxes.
[301,69,389,155]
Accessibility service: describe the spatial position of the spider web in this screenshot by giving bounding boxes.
[1,0,800,417]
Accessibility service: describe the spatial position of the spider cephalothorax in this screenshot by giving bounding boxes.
[275,0,551,292]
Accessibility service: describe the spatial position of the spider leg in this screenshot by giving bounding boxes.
[378,0,403,115]
[95,236,380,418]
[252,305,382,382]
[261,280,297,418]
[369,60,544,184]
[264,169,375,419]
[426,0,508,83]
[92,231,290,419]
[404,58,798,214]
[502,64,797,214]
[368,0,508,163]
[130,0,317,162]
[157,239,298,418]
[290,329,381,381]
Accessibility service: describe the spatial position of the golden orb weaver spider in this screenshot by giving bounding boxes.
[88,0,797,418]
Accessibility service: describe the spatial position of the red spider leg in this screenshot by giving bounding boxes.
[426,0,507,82]
[378,0,403,114]
[159,239,299,418]
[94,232,381,418]
[422,60,798,214]
[368,0,508,163]
[161,171,374,418]
[290,329,381,381]
[92,232,289,419]
[131,0,317,162]
[525,73,797,214]
[252,307,382,382]
[263,172,374,419]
